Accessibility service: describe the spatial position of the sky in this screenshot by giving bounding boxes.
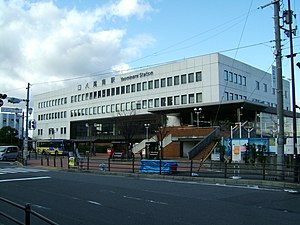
[0,0,299,108]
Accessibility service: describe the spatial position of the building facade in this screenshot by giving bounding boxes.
[0,107,24,139]
[32,53,291,142]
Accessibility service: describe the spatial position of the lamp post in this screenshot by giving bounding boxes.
[194,108,202,127]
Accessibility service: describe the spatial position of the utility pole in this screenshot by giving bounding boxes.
[284,0,298,182]
[274,0,285,180]
[24,83,30,165]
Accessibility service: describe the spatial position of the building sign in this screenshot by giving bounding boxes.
[121,71,153,81]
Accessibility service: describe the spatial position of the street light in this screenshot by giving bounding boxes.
[194,108,202,127]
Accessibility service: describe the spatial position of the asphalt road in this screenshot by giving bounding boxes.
[0,163,300,225]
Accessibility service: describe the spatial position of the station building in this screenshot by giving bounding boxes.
[32,53,293,156]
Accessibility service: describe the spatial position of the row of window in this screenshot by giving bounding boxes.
[70,71,202,103]
[224,92,247,101]
[37,127,67,136]
[38,111,67,121]
[70,93,203,117]
[38,97,67,109]
[224,70,246,86]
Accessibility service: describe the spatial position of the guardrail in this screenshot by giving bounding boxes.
[0,197,58,225]
[35,154,300,183]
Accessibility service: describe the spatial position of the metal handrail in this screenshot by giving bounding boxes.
[0,197,59,225]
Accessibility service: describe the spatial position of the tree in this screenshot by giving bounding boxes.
[0,126,19,146]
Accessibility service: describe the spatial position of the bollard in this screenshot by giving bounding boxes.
[60,157,63,168]
[25,203,31,225]
[190,160,193,177]
[54,156,56,167]
[46,156,49,166]
[41,157,43,166]
[132,155,135,173]
[224,161,227,178]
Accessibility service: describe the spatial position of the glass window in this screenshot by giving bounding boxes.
[116,103,120,112]
[131,101,136,110]
[189,94,194,103]
[238,75,242,85]
[136,101,141,110]
[256,81,260,90]
[181,95,187,104]
[230,93,234,100]
[196,93,202,103]
[243,76,246,86]
[167,77,172,86]
[111,88,115,96]
[137,83,141,91]
[174,76,180,85]
[167,96,173,106]
[102,106,105,114]
[234,73,238,83]
[148,99,153,108]
[161,78,166,87]
[116,87,120,95]
[224,70,228,81]
[121,86,125,94]
[106,105,110,113]
[106,89,110,97]
[97,91,101,98]
[102,90,105,97]
[142,82,147,90]
[131,84,135,92]
[148,81,153,89]
[142,100,147,109]
[188,73,194,83]
[174,96,180,105]
[264,83,267,92]
[154,98,159,107]
[111,104,115,112]
[121,103,125,111]
[196,71,202,82]
[229,72,233,82]
[126,85,130,93]
[181,74,187,84]
[161,97,166,106]
[126,102,130,111]
[154,79,159,88]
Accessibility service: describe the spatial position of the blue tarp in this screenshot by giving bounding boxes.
[139,160,178,174]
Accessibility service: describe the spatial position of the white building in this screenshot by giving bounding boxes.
[32,53,291,142]
[0,107,24,139]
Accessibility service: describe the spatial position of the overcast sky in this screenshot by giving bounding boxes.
[0,0,299,107]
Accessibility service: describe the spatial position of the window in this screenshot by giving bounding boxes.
[181,74,187,84]
[126,85,130,93]
[264,83,267,92]
[238,75,242,85]
[234,94,238,100]
[148,81,153,89]
[102,90,105,97]
[142,100,147,109]
[242,76,246,86]
[106,105,110,113]
[137,83,141,91]
[196,93,202,103]
[229,72,233,82]
[174,76,180,85]
[188,73,194,83]
[148,99,153,108]
[107,89,111,96]
[225,92,229,101]
[142,82,147,90]
[167,96,173,106]
[154,79,159,88]
[224,70,228,81]
[196,71,202,82]
[230,93,234,100]
[121,86,125,94]
[154,98,159,107]
[161,97,166,106]
[126,102,130,111]
[116,87,120,95]
[174,96,180,105]
[98,91,101,98]
[167,77,172,86]
[181,95,187,104]
[131,84,135,92]
[111,88,115,96]
[189,94,194,103]
[161,78,166,87]
[256,81,260,90]
[116,103,120,112]
[234,73,237,83]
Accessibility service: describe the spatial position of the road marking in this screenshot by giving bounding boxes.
[88,200,102,206]
[0,176,51,183]
[123,195,168,205]
[0,167,48,175]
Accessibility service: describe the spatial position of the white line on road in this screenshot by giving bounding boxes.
[88,200,102,206]
[123,195,168,205]
[0,176,51,183]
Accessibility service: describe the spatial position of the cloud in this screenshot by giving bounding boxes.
[0,0,155,99]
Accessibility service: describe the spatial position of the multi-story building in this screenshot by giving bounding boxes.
[0,107,24,139]
[32,53,292,144]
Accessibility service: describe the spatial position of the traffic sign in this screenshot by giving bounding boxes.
[0,99,3,107]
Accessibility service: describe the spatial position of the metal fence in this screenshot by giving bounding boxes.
[0,197,58,225]
[36,154,299,183]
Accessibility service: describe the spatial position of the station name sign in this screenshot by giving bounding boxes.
[121,71,153,82]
